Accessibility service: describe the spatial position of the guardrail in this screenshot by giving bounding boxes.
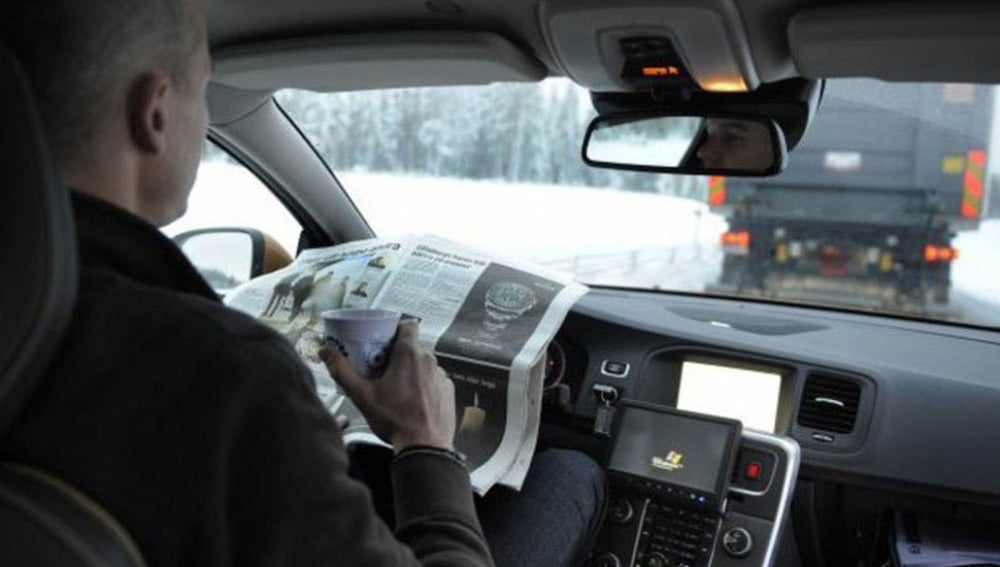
[534,244,713,279]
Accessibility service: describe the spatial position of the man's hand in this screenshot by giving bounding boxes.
[320,320,456,453]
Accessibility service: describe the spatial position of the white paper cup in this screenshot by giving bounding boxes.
[322,308,402,378]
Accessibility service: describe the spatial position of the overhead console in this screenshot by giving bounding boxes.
[590,402,799,567]
[540,0,760,93]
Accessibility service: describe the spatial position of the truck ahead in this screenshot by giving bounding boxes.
[709,80,992,316]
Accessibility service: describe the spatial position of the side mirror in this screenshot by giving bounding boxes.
[582,112,787,176]
[172,228,292,295]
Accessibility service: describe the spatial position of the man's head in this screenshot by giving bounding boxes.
[696,118,774,173]
[3,0,210,226]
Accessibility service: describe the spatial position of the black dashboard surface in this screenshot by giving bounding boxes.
[554,288,1000,500]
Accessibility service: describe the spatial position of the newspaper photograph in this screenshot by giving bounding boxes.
[225,234,587,493]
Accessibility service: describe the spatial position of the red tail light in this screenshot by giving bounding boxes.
[721,231,750,249]
[924,245,958,263]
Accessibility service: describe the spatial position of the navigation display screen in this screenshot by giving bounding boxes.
[677,361,782,433]
[608,404,740,511]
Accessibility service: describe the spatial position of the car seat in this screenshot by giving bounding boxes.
[0,43,146,567]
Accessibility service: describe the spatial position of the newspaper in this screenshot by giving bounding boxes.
[225,234,587,493]
[893,512,1000,566]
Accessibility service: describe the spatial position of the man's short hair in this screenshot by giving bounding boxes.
[2,0,198,165]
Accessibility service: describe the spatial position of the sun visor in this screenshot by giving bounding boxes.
[540,0,760,93]
[213,32,547,92]
[790,3,1000,82]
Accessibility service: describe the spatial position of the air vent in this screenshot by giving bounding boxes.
[797,374,861,434]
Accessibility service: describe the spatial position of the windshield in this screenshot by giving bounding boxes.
[276,79,1000,328]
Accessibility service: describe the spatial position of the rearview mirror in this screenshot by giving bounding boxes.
[582,113,787,176]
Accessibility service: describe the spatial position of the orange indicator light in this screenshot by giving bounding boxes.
[642,66,681,77]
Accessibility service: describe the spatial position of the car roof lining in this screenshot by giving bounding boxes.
[212,31,547,93]
[790,2,1000,83]
[206,0,1000,94]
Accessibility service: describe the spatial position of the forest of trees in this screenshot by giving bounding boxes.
[273,79,708,200]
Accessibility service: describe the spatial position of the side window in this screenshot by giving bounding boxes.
[162,141,303,292]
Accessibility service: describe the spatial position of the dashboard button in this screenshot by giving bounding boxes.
[722,527,754,558]
[745,461,762,481]
[601,360,630,378]
[608,498,635,524]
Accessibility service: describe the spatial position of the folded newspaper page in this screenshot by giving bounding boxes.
[225,235,587,493]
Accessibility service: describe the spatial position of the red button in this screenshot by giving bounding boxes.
[746,462,762,481]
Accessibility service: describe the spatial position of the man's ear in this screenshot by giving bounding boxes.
[127,73,172,155]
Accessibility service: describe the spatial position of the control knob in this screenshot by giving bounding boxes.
[722,526,754,558]
[607,498,634,524]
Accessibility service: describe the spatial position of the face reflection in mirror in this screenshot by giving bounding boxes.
[585,114,780,175]
[696,119,774,172]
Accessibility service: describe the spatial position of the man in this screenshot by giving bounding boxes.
[1,1,604,565]
[696,118,775,172]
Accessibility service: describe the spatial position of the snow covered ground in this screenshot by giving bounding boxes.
[166,162,999,324]
[952,219,1000,305]
[340,171,727,262]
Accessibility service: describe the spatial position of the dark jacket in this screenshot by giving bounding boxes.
[3,192,493,566]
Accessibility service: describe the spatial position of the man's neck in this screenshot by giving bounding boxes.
[63,147,143,222]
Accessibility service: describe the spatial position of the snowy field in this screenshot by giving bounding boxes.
[166,162,999,323]
[165,162,728,290]
[340,171,726,258]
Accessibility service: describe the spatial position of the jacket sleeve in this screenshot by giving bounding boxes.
[214,334,495,567]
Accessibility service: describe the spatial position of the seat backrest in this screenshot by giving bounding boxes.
[0,464,147,567]
[0,43,77,438]
[0,43,146,567]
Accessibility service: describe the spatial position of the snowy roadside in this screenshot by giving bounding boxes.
[952,219,1000,305]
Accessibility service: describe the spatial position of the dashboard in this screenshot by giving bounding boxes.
[545,287,1000,499]
[539,288,1000,566]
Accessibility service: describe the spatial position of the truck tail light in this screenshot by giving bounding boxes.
[721,231,750,254]
[924,245,958,263]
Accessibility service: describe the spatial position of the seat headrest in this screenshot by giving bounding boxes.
[0,44,78,439]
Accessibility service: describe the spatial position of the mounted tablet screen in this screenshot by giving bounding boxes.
[608,404,740,513]
[677,361,782,432]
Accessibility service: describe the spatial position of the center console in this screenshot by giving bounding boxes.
[590,401,800,567]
